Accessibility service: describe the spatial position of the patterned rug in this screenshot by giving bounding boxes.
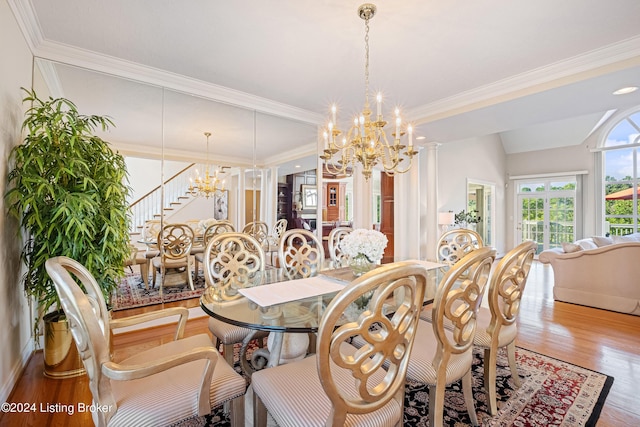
[179,346,612,427]
[110,272,206,311]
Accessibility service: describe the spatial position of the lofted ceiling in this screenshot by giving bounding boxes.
[9,0,640,165]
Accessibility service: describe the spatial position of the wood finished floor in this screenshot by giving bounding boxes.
[1,261,639,426]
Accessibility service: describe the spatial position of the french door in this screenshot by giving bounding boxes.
[516,178,577,254]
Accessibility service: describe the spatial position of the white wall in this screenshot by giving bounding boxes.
[438,134,508,255]
[0,0,36,402]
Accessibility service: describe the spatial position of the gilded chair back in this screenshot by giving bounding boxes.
[278,228,324,278]
[203,221,236,245]
[487,240,536,335]
[203,232,265,301]
[327,226,352,266]
[432,247,495,357]
[436,228,484,267]
[158,223,195,261]
[316,261,427,425]
[242,221,269,248]
[45,256,116,426]
[272,219,287,241]
[141,219,162,248]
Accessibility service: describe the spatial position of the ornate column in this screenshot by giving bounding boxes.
[423,142,440,261]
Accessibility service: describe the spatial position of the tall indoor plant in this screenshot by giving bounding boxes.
[6,89,131,375]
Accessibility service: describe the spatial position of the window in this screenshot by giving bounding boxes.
[602,110,640,236]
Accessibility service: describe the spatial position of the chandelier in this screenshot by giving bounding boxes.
[320,3,416,181]
[189,132,225,198]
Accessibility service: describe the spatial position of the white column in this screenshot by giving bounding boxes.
[394,150,422,260]
[267,166,279,227]
[238,167,246,229]
[424,142,440,261]
[352,165,373,230]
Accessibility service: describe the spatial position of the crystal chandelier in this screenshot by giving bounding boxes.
[189,132,225,198]
[320,3,417,181]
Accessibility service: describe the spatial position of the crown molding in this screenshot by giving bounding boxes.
[408,36,640,125]
[261,142,317,167]
[7,0,42,54]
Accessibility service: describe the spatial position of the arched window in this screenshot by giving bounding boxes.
[602,110,640,235]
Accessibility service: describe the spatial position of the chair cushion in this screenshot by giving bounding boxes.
[109,334,246,427]
[592,235,613,247]
[208,317,255,345]
[252,343,402,427]
[152,257,188,269]
[561,242,582,253]
[472,307,518,348]
[404,319,473,385]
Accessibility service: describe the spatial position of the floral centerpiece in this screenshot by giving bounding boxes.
[339,229,388,277]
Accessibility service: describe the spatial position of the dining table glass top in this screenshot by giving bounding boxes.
[199,260,444,334]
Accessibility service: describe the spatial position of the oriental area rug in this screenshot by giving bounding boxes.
[175,346,613,427]
[110,272,206,311]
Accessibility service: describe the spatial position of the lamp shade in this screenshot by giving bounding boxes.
[438,211,455,225]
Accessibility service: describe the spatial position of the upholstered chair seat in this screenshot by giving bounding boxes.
[108,334,246,427]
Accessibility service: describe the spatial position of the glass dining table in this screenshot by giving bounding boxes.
[199,259,445,376]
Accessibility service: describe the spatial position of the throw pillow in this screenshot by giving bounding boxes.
[612,233,640,243]
[592,235,613,247]
[561,242,583,253]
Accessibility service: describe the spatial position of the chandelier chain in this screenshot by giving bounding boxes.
[364,17,370,109]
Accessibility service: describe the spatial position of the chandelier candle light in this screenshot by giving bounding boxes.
[320,3,417,180]
[189,131,225,198]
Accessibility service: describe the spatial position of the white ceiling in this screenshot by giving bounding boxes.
[10,0,640,164]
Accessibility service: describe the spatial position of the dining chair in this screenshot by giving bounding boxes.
[406,247,496,427]
[278,228,325,278]
[45,256,246,427]
[436,228,484,267]
[327,226,352,266]
[124,244,150,290]
[242,220,269,249]
[151,223,195,295]
[252,260,428,427]
[194,221,236,278]
[265,218,287,265]
[473,240,536,415]
[203,232,267,366]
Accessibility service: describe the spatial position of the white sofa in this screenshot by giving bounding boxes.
[539,235,640,316]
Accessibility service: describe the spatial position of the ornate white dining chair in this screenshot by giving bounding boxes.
[327,226,352,266]
[474,240,536,415]
[45,256,246,427]
[265,218,287,265]
[124,244,150,289]
[242,220,269,249]
[194,221,236,278]
[406,247,496,427]
[278,228,325,278]
[203,232,267,366]
[151,223,195,295]
[252,260,428,427]
[436,228,484,267]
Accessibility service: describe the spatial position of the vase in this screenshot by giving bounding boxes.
[349,255,376,277]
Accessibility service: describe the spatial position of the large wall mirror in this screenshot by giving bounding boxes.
[32,58,318,312]
[467,179,495,247]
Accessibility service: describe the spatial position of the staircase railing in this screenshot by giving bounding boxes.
[129,164,196,233]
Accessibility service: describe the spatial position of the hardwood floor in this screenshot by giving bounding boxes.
[1,261,639,426]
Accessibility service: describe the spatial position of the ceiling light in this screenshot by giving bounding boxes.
[416,136,426,140]
[613,86,638,95]
[320,3,416,181]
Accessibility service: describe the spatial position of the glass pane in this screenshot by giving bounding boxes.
[604,148,634,181]
[550,181,576,190]
[518,182,544,192]
[606,216,634,236]
[521,197,544,251]
[605,119,637,147]
[549,197,575,246]
[605,183,634,216]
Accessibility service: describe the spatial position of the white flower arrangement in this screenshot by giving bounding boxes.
[339,228,388,263]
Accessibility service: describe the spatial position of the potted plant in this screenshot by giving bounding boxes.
[5,88,131,377]
[454,209,481,230]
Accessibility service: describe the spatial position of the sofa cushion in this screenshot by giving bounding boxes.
[612,233,640,243]
[561,242,583,253]
[576,238,597,250]
[592,236,613,247]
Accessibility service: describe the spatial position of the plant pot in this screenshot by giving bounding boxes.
[43,310,85,379]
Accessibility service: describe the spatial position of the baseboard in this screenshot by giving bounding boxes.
[0,338,35,403]
[111,306,207,335]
